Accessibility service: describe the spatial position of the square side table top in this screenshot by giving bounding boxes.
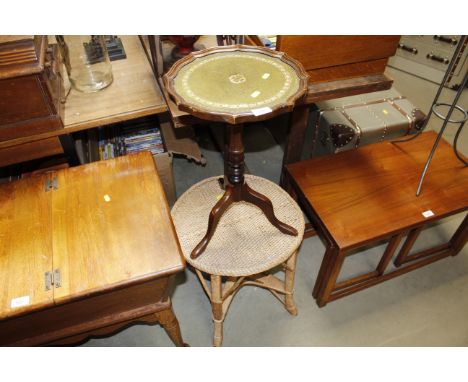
[0,152,184,319]
[286,131,468,250]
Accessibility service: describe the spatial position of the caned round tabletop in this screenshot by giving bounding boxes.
[171,175,305,276]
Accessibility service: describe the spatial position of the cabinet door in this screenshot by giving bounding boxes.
[0,175,54,319]
[51,152,184,303]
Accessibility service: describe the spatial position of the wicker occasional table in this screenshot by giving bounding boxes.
[172,175,304,346]
[164,45,308,259]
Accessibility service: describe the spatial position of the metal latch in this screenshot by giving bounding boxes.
[44,269,62,290]
[44,176,58,192]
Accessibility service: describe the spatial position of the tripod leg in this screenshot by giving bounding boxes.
[191,186,235,259]
[242,183,298,236]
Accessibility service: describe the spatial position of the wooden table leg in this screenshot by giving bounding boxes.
[312,245,335,298]
[317,248,345,307]
[280,105,310,189]
[451,214,468,255]
[191,188,234,259]
[284,251,298,316]
[394,226,423,267]
[211,275,224,347]
[191,123,298,259]
[157,304,188,347]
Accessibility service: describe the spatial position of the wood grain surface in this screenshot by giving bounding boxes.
[0,36,46,79]
[0,152,186,345]
[51,151,184,303]
[0,176,54,320]
[286,131,468,250]
[63,35,167,131]
[0,137,63,167]
[277,35,400,71]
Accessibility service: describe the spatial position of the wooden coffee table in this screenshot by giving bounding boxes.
[0,152,186,346]
[286,131,467,307]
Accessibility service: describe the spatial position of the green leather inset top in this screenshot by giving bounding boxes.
[173,51,300,114]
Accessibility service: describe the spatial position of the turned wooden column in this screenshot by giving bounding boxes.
[226,124,245,188]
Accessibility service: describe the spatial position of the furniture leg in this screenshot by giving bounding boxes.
[317,248,345,307]
[284,251,298,315]
[211,275,224,347]
[376,234,404,274]
[242,183,298,236]
[312,245,335,298]
[450,214,468,255]
[223,123,230,188]
[156,304,188,347]
[226,123,297,238]
[280,105,310,188]
[394,226,423,267]
[191,187,234,259]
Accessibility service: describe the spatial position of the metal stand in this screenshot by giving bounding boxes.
[392,35,468,196]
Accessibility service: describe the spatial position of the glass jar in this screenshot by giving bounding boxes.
[56,35,113,93]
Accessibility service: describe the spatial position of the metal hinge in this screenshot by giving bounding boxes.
[44,269,62,291]
[44,175,58,192]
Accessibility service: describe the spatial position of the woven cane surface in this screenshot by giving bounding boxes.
[171,175,304,276]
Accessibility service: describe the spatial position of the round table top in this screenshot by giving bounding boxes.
[164,45,308,124]
[171,175,305,276]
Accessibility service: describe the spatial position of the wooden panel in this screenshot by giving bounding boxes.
[287,131,468,250]
[0,279,169,345]
[307,58,389,83]
[51,151,184,302]
[63,35,167,131]
[0,36,45,79]
[0,36,35,44]
[304,74,393,104]
[0,136,63,167]
[0,76,51,126]
[0,175,54,320]
[0,115,62,144]
[277,35,400,71]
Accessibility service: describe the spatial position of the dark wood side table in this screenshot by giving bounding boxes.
[285,131,467,307]
[164,45,308,259]
[0,152,186,346]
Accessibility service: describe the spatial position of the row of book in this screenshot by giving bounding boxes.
[74,117,166,164]
[97,120,165,160]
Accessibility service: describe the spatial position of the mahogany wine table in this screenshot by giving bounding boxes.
[0,152,186,346]
[164,44,308,259]
[286,131,467,307]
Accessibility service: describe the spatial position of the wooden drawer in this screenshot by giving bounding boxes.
[0,76,52,125]
[0,279,169,346]
[0,136,64,167]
